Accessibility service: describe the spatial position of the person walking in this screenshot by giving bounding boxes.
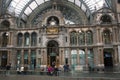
[54,66,59,76]
[20,66,24,75]
[6,63,11,75]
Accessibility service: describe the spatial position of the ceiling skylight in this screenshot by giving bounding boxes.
[82,0,105,12]
[7,0,109,17]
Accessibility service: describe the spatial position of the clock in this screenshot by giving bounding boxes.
[50,18,56,26]
[50,21,56,25]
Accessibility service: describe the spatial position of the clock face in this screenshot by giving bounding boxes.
[50,21,56,25]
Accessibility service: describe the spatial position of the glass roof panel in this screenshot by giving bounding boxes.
[81,4,86,12]
[24,7,32,15]
[45,0,49,1]
[22,14,27,20]
[68,0,74,3]
[35,0,44,5]
[75,0,81,7]
[10,1,17,8]
[83,0,104,12]
[29,1,38,10]
[8,0,31,16]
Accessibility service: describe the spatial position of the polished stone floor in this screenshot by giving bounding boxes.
[0,71,120,80]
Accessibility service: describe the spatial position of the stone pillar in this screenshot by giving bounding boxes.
[94,48,100,66]
[101,48,104,65]
[22,33,24,46]
[12,50,17,69]
[77,49,79,65]
[99,29,102,43]
[42,49,47,65]
[0,52,1,66]
[21,50,24,65]
[69,49,71,65]
[44,49,47,65]
[68,48,70,65]
[99,48,104,67]
[114,46,118,64]
[0,35,2,46]
[7,50,11,64]
[114,27,119,42]
[29,33,31,46]
[85,48,88,65]
[116,47,119,63]
[42,49,45,65]
[28,49,31,65]
[9,32,13,46]
[97,28,100,43]
[60,49,65,64]
[113,27,116,43]
[7,31,13,46]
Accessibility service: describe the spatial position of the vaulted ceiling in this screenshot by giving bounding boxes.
[1,0,112,24]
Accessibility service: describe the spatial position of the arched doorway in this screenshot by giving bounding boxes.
[47,40,59,67]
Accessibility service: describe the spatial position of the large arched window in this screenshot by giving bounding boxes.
[24,33,30,46]
[2,32,9,47]
[71,50,77,70]
[17,33,23,46]
[78,31,85,45]
[1,20,10,28]
[86,30,93,45]
[100,14,112,24]
[70,31,77,45]
[30,50,36,69]
[64,49,69,64]
[103,29,111,44]
[88,49,94,68]
[31,32,37,46]
[24,50,28,64]
[17,50,21,67]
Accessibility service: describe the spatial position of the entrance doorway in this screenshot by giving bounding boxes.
[47,40,59,66]
[0,51,7,69]
[104,50,113,67]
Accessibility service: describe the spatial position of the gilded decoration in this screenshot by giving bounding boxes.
[46,27,58,34]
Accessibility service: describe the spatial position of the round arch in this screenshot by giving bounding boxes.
[27,1,88,25]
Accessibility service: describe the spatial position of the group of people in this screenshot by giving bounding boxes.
[47,65,59,76]
[4,62,70,76]
[47,61,59,76]
[16,65,28,75]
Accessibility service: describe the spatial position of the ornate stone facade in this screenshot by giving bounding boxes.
[0,0,120,71]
